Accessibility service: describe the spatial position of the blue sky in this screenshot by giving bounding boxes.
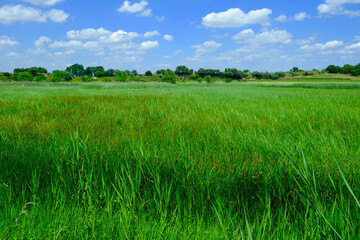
[0,0,360,73]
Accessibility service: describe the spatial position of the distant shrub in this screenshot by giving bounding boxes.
[50,77,61,82]
[127,74,136,82]
[34,75,46,82]
[115,71,127,82]
[3,72,10,77]
[102,77,112,82]
[197,78,203,83]
[225,78,232,83]
[14,72,34,81]
[189,74,199,80]
[204,75,212,84]
[145,70,152,76]
[252,71,263,79]
[94,71,107,78]
[53,70,72,81]
[82,76,93,82]
[161,70,176,84]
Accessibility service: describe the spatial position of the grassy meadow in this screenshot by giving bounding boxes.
[0,82,360,239]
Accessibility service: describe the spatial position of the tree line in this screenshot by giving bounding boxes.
[1,63,359,83]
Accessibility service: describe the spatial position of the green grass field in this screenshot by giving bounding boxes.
[0,82,360,239]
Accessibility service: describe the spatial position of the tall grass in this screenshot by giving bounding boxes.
[0,82,359,238]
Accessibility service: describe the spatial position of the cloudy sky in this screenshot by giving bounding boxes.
[0,0,360,73]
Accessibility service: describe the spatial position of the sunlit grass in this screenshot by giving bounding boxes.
[0,82,359,239]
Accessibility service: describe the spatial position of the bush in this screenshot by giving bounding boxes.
[145,71,152,76]
[115,71,127,82]
[102,77,112,82]
[252,71,263,79]
[34,75,47,82]
[127,74,136,82]
[82,76,93,82]
[161,70,176,84]
[3,72,10,77]
[14,72,34,81]
[94,71,107,78]
[204,75,212,84]
[189,74,199,81]
[225,78,232,83]
[53,70,72,81]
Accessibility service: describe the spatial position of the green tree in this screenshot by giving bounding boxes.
[15,72,34,81]
[351,64,360,76]
[161,69,176,84]
[66,64,85,76]
[325,65,341,73]
[53,70,72,81]
[145,70,152,76]
[94,71,107,78]
[175,65,191,76]
[204,75,212,84]
[115,71,127,82]
[106,69,116,77]
[290,67,299,72]
[341,64,354,74]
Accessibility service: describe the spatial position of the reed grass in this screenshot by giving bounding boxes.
[0,82,359,239]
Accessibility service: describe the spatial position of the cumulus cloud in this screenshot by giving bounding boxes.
[22,0,64,6]
[139,40,159,50]
[345,42,360,49]
[0,36,19,49]
[34,36,51,48]
[275,15,287,22]
[202,8,272,28]
[0,5,69,24]
[300,40,344,51]
[192,41,222,55]
[233,29,292,45]
[318,0,360,16]
[294,12,310,21]
[46,9,69,22]
[67,28,111,40]
[143,30,161,38]
[163,34,174,41]
[98,30,140,44]
[117,0,152,17]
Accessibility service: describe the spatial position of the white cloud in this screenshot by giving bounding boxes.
[67,28,111,40]
[0,5,69,24]
[137,9,152,17]
[144,30,161,38]
[192,41,222,55]
[233,29,292,45]
[300,40,344,51]
[275,15,287,22]
[294,12,310,21]
[7,52,20,57]
[346,42,360,49]
[54,49,75,56]
[139,41,159,50]
[318,0,360,16]
[0,36,19,49]
[99,30,140,44]
[163,34,174,41]
[46,9,68,22]
[49,40,83,49]
[202,8,272,28]
[22,0,63,6]
[34,36,51,48]
[156,16,165,22]
[117,0,152,17]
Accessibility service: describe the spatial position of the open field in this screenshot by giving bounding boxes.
[0,82,360,239]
